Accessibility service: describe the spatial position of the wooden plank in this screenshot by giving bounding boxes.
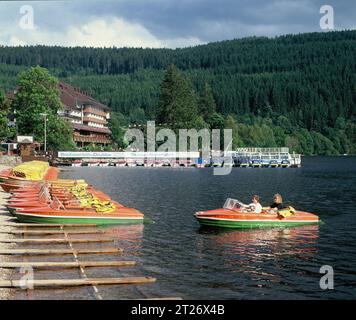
[0,247,123,255]
[0,260,136,269]
[1,223,97,228]
[0,238,114,244]
[140,297,183,300]
[1,229,104,235]
[0,277,156,288]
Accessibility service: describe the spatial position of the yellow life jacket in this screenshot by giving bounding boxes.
[278,206,296,218]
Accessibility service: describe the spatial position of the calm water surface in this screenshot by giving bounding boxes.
[4,157,356,300]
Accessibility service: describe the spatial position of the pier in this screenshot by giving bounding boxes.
[0,217,156,293]
[0,171,160,299]
[55,148,302,168]
[231,148,302,168]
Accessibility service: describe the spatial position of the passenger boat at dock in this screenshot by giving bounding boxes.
[195,198,320,229]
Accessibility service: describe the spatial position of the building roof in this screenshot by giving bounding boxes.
[59,82,110,111]
[72,123,112,135]
[6,82,110,112]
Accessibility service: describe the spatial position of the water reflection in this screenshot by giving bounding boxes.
[102,224,144,252]
[198,226,319,283]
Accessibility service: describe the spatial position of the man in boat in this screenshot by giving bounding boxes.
[242,195,262,214]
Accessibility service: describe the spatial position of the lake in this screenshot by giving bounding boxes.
[4,156,355,300]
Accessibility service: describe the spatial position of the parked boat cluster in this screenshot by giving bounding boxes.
[57,158,297,168]
[0,161,144,225]
[53,147,301,168]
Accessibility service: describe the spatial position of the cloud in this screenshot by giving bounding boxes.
[0,15,204,48]
[0,0,355,48]
[61,18,163,48]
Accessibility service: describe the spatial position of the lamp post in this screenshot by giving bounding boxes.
[39,113,48,154]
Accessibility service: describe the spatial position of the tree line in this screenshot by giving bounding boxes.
[0,30,355,154]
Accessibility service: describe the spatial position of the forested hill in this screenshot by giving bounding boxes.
[0,30,356,154]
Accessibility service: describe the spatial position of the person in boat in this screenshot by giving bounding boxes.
[266,193,284,212]
[243,195,262,214]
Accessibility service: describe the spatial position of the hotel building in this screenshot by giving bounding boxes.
[58,82,112,147]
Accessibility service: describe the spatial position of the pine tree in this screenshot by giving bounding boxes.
[156,64,199,130]
[199,82,217,121]
[0,90,9,141]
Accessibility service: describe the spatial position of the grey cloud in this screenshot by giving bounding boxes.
[70,0,356,41]
[0,0,355,47]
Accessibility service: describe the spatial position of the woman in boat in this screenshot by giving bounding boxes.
[266,193,284,212]
[243,195,262,214]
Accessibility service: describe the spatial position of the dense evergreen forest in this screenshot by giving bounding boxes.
[0,30,355,154]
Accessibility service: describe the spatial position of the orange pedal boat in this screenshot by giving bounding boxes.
[195,198,320,229]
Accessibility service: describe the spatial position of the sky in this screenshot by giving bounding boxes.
[0,0,355,48]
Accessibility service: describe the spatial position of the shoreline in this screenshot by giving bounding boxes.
[0,165,14,299]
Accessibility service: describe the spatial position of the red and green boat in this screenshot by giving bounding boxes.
[13,207,144,225]
[195,198,320,229]
[6,179,145,225]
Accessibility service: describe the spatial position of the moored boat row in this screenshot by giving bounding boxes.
[0,161,144,225]
[64,160,294,168]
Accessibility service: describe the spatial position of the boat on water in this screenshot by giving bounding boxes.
[195,198,320,229]
[281,160,290,168]
[250,159,261,168]
[5,178,144,225]
[0,161,59,192]
[71,160,82,167]
[236,158,249,167]
[10,196,144,225]
[239,162,249,168]
[0,167,12,182]
[135,160,145,167]
[88,161,100,167]
[269,160,279,168]
[13,205,144,225]
[99,161,110,167]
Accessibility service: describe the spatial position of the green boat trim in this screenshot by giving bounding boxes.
[14,212,144,226]
[196,216,320,229]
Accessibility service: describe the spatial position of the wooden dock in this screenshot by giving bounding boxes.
[0,247,123,255]
[0,199,158,299]
[0,238,115,244]
[1,229,106,235]
[0,260,137,269]
[0,277,156,288]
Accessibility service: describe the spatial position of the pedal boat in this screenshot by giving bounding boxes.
[195,199,320,229]
[13,206,144,225]
[11,195,144,225]
[269,160,279,168]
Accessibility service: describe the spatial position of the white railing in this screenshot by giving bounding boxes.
[235,147,290,153]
